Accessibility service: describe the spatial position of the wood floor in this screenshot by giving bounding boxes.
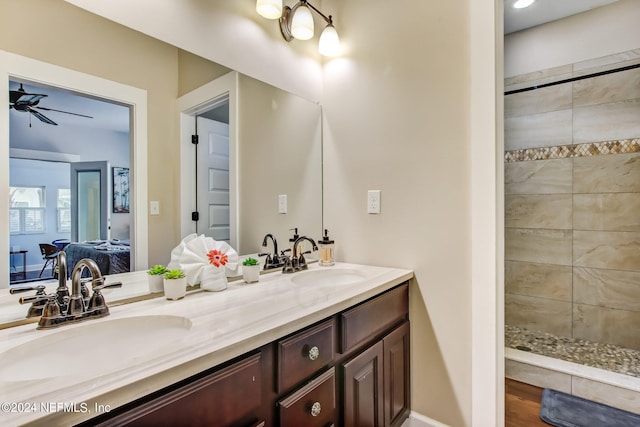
[505,379,550,427]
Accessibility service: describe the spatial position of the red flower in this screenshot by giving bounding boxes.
[206,249,228,268]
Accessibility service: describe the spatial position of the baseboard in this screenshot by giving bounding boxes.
[402,411,450,427]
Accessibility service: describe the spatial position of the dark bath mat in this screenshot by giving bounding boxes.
[540,388,640,427]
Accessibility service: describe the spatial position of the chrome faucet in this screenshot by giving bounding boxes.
[18,257,122,330]
[283,236,318,273]
[260,233,285,270]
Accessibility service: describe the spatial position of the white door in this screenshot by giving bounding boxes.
[196,117,230,243]
[70,161,110,242]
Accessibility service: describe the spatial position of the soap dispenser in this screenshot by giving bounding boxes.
[289,227,300,256]
[318,229,335,267]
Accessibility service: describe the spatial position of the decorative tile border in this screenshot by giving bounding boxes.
[505,139,640,163]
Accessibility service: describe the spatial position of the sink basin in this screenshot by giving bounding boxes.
[0,315,192,382]
[291,268,367,286]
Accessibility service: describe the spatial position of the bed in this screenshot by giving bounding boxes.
[64,240,131,277]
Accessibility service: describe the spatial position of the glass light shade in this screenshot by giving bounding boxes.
[513,0,535,9]
[291,4,314,40]
[256,0,282,19]
[318,24,340,56]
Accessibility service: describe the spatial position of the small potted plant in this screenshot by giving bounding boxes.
[147,264,168,293]
[242,257,261,284]
[163,269,187,300]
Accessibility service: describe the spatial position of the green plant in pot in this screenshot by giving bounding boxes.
[163,269,187,300]
[147,264,169,293]
[242,257,260,284]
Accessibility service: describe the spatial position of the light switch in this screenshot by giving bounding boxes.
[150,201,160,215]
[278,194,287,214]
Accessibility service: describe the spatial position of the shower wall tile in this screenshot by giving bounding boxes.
[506,228,572,265]
[572,377,640,415]
[504,64,572,92]
[574,267,640,312]
[505,359,572,393]
[505,261,572,301]
[505,294,572,337]
[574,193,640,231]
[505,109,572,151]
[505,84,572,118]
[573,230,640,272]
[573,49,640,76]
[573,67,640,108]
[573,304,640,350]
[505,194,572,229]
[505,158,572,195]
[573,99,640,144]
[573,153,640,193]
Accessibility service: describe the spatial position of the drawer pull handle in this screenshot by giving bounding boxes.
[310,401,322,417]
[308,345,320,360]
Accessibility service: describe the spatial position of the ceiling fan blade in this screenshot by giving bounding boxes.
[34,106,93,119]
[27,107,58,126]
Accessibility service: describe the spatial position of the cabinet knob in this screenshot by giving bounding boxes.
[310,401,322,417]
[308,345,320,361]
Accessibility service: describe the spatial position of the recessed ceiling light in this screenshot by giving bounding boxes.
[514,0,535,9]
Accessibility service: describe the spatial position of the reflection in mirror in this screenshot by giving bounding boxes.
[3,64,322,328]
[9,80,132,285]
[179,71,323,260]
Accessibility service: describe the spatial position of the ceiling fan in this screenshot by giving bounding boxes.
[9,83,93,126]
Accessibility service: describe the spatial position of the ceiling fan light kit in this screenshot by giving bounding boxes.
[9,83,93,127]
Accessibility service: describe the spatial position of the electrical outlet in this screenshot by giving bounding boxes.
[278,194,287,214]
[367,190,381,214]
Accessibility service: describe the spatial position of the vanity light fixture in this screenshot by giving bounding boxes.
[513,0,535,8]
[256,0,340,57]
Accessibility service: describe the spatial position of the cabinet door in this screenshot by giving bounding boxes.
[95,352,266,427]
[342,341,384,427]
[383,321,410,427]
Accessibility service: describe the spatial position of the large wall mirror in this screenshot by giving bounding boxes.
[1,50,322,327]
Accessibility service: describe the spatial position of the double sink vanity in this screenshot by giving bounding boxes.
[0,262,413,426]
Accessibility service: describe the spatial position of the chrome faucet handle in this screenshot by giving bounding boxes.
[19,293,62,325]
[12,285,48,318]
[88,281,122,314]
[10,285,46,295]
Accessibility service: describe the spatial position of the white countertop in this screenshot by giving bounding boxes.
[0,263,413,426]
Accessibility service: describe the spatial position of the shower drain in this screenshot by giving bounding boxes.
[515,345,532,352]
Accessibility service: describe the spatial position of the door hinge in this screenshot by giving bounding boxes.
[191,211,199,221]
[191,134,199,145]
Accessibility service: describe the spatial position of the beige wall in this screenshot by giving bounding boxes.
[322,1,477,425]
[0,0,230,267]
[504,51,640,350]
[237,74,322,255]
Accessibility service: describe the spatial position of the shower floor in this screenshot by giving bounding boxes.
[505,325,640,378]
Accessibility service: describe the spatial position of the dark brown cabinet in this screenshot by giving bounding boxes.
[84,282,410,427]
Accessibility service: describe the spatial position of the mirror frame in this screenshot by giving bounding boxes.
[0,50,149,286]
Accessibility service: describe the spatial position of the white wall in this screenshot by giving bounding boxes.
[504,0,640,77]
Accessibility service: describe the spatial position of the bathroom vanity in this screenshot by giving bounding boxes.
[0,263,413,427]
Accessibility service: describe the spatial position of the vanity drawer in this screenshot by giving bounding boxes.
[278,367,336,427]
[340,283,408,354]
[277,318,336,392]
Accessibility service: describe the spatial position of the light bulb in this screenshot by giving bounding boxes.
[513,0,535,9]
[291,3,314,40]
[318,24,340,56]
[256,0,282,19]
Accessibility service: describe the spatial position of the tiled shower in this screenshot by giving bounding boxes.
[504,49,640,377]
